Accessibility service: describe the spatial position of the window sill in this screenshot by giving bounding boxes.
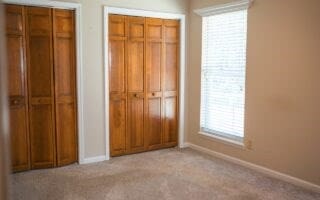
[198,131,245,149]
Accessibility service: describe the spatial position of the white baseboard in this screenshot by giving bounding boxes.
[81,155,108,164]
[183,142,320,193]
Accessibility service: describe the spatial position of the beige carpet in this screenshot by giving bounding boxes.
[10,148,320,200]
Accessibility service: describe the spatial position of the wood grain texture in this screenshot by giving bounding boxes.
[109,15,127,156]
[5,4,30,172]
[5,5,78,171]
[26,6,56,169]
[163,19,179,146]
[127,97,145,153]
[109,15,179,156]
[110,99,126,156]
[53,9,78,167]
[145,18,163,149]
[126,16,146,153]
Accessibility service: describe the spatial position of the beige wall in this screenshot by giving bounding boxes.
[187,0,320,185]
[52,0,188,158]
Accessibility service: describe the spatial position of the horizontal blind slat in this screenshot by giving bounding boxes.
[200,9,247,138]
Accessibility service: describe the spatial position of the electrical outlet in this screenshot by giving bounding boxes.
[245,139,253,150]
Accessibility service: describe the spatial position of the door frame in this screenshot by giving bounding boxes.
[104,6,186,160]
[2,0,85,164]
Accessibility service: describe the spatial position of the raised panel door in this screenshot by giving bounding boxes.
[109,15,127,155]
[110,98,126,156]
[26,6,56,169]
[5,4,30,172]
[126,16,145,153]
[146,97,162,148]
[127,16,144,93]
[145,18,163,149]
[127,95,145,153]
[163,97,178,144]
[53,9,77,166]
[163,20,179,146]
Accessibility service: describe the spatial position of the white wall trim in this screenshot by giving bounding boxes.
[194,0,253,17]
[103,6,187,160]
[82,155,107,165]
[3,0,86,164]
[184,142,320,193]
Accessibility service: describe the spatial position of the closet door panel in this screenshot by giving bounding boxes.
[109,40,126,93]
[53,9,77,166]
[29,37,52,96]
[127,97,144,152]
[26,7,55,169]
[9,106,29,171]
[146,98,162,148]
[127,16,144,93]
[145,18,163,149]
[55,103,76,165]
[5,6,23,34]
[5,5,30,171]
[126,16,145,153]
[29,104,55,168]
[164,43,178,92]
[55,38,73,95]
[163,97,178,144]
[7,36,24,96]
[109,15,126,37]
[163,20,179,146]
[110,99,126,156]
[146,18,163,41]
[109,15,127,155]
[127,41,144,92]
[146,42,161,92]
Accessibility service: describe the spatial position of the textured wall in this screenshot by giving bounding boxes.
[187,0,320,185]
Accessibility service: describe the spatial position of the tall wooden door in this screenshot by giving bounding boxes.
[109,15,127,156]
[109,15,179,156]
[145,18,163,150]
[5,5,30,172]
[126,16,146,154]
[26,7,56,169]
[163,20,179,146]
[53,9,77,166]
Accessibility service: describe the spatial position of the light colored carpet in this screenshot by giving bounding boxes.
[10,148,320,200]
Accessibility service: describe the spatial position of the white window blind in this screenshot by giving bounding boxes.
[200,9,247,139]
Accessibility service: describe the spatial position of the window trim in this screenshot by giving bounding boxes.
[194,0,253,17]
[201,127,244,142]
[198,131,245,148]
[197,1,250,145]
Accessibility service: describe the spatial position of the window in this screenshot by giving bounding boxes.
[199,7,248,141]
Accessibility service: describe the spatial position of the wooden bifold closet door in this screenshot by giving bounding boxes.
[5,4,77,171]
[5,5,30,172]
[53,9,78,167]
[109,14,179,156]
[26,6,56,169]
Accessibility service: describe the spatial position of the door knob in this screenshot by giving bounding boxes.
[134,93,138,97]
[152,93,155,96]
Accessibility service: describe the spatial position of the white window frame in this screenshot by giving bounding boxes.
[195,0,252,147]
